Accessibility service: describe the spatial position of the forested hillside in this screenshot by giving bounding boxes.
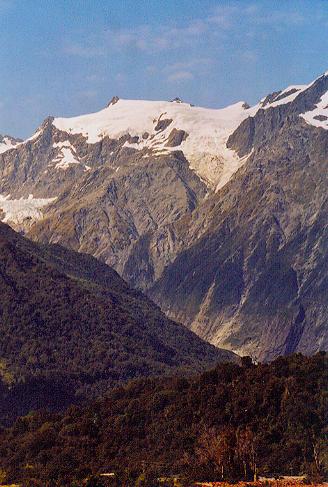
[0,222,234,422]
[0,353,326,485]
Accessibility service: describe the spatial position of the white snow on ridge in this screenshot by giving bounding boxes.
[300,90,328,130]
[261,85,307,109]
[7,70,324,190]
[54,99,259,188]
[0,136,21,154]
[25,128,43,143]
[53,99,255,144]
[53,140,74,149]
[0,194,56,224]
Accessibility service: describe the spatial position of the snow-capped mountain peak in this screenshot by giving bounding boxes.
[0,71,327,362]
[259,71,328,130]
[299,72,328,130]
[52,97,257,188]
[53,97,252,144]
[48,71,326,186]
[1,71,327,197]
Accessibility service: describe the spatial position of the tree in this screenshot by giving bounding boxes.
[0,468,6,483]
[195,425,235,480]
[235,427,257,480]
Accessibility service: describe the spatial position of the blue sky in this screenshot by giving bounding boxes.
[0,0,327,138]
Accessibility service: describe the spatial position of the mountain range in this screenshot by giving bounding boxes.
[0,71,327,360]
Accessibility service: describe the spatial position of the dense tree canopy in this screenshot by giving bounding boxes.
[0,353,326,485]
[0,222,234,418]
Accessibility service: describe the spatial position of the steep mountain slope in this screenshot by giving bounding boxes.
[0,72,327,360]
[0,221,235,415]
[149,72,328,360]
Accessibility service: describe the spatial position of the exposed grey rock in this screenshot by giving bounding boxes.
[22,143,208,288]
[149,76,328,360]
[165,128,188,147]
[273,88,299,103]
[260,90,282,107]
[107,96,120,106]
[227,74,328,157]
[154,118,173,132]
[314,114,328,121]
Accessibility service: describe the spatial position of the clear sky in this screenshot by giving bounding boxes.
[1,0,327,138]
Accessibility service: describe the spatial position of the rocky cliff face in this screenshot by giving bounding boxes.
[149,73,328,360]
[0,104,214,282]
[0,73,327,360]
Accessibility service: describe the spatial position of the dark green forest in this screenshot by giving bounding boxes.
[0,222,233,418]
[0,353,326,486]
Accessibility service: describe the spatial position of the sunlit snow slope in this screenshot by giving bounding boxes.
[53,98,259,189]
[0,135,22,154]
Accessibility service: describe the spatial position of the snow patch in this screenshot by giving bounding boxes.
[215,150,252,191]
[0,194,56,224]
[52,141,81,169]
[261,85,307,109]
[25,128,43,143]
[0,136,21,154]
[300,90,328,130]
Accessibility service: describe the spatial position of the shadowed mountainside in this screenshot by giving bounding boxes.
[0,222,235,420]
